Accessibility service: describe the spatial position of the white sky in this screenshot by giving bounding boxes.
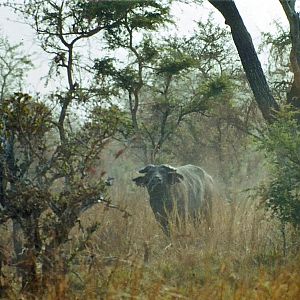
[172,0,290,41]
[0,0,297,93]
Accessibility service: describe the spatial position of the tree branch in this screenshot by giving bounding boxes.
[208,0,279,122]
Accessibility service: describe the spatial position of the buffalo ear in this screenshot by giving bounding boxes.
[133,176,148,187]
[167,172,184,185]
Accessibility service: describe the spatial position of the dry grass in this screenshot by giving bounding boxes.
[1,183,300,299]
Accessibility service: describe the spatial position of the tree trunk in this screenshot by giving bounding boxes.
[279,0,300,110]
[208,0,280,122]
[19,217,42,296]
[12,220,23,272]
[0,162,4,209]
[41,222,69,298]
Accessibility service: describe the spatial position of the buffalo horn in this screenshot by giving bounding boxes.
[139,164,155,173]
[161,164,177,172]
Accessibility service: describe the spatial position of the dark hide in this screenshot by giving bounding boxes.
[133,164,213,235]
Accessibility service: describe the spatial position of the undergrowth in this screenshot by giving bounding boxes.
[1,186,299,299]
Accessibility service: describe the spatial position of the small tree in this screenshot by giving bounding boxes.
[95,17,238,163]
[0,0,179,295]
[259,108,300,229]
[260,23,293,103]
[2,0,161,294]
[0,92,128,293]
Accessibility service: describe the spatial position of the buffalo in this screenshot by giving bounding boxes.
[133,164,213,235]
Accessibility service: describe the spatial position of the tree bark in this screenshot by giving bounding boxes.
[279,0,300,109]
[0,162,4,208]
[208,0,280,123]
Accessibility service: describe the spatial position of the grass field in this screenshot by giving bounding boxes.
[1,184,300,299]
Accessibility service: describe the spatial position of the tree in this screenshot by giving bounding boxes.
[95,17,237,163]
[0,37,34,291]
[260,110,300,229]
[280,0,300,109]
[207,0,300,121]
[1,0,170,294]
[260,22,292,103]
[0,36,33,102]
[0,37,33,203]
[257,108,300,256]
[206,0,300,235]
[207,0,280,123]
[91,0,175,163]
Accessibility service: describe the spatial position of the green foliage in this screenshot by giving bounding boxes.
[157,53,195,75]
[0,0,174,293]
[94,38,158,91]
[0,93,53,137]
[263,30,290,55]
[0,36,33,99]
[267,175,300,227]
[199,75,234,100]
[93,57,116,77]
[156,37,198,76]
[99,0,170,50]
[259,108,300,228]
[85,104,132,138]
[79,0,170,29]
[0,90,128,293]
[77,0,168,29]
[115,67,141,91]
[93,12,241,162]
[139,37,159,62]
[181,15,237,75]
[260,23,292,102]
[181,75,235,115]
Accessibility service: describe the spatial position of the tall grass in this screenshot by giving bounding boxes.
[1,184,300,299]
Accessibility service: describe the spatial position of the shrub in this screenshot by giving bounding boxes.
[258,108,300,228]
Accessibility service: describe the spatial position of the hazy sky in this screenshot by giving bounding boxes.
[0,0,296,92]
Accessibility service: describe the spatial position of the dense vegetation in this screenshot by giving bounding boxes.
[0,0,299,298]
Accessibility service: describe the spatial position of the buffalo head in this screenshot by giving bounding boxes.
[132,164,184,191]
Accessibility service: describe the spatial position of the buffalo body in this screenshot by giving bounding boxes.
[133,164,213,235]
